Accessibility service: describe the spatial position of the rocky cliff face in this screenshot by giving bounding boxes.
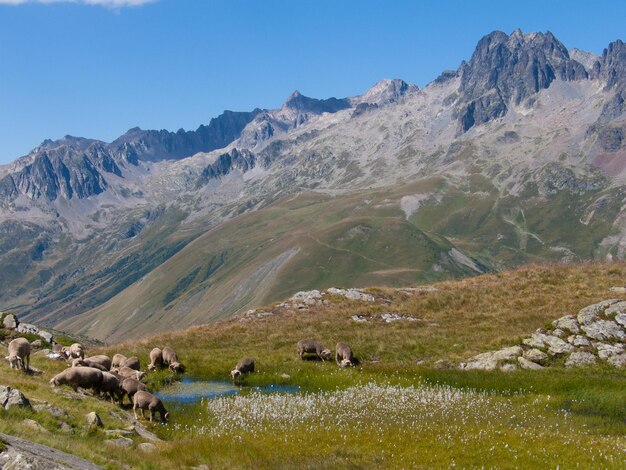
[456,29,588,131]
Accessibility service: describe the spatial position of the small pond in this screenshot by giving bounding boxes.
[155,378,300,404]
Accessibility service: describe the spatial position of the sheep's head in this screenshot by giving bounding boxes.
[340,358,353,368]
[321,349,332,360]
[169,362,185,373]
[6,355,18,369]
[49,377,58,386]
[162,411,169,424]
[148,364,156,372]
[136,371,147,381]
[230,369,241,380]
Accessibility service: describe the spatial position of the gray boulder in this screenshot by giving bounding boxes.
[523,333,573,355]
[2,313,18,329]
[582,320,626,341]
[577,299,620,326]
[16,322,39,336]
[607,354,626,368]
[565,351,597,367]
[523,348,548,363]
[137,443,157,453]
[552,315,580,334]
[518,357,544,370]
[595,343,625,360]
[459,346,522,371]
[104,437,133,449]
[0,386,32,410]
[567,335,591,347]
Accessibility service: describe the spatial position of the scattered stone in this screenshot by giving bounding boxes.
[38,330,53,343]
[105,429,135,438]
[327,287,375,302]
[133,422,162,442]
[104,437,133,449]
[565,351,597,367]
[34,404,69,419]
[280,373,291,379]
[433,359,453,369]
[567,335,591,347]
[45,352,66,361]
[290,290,322,306]
[2,313,18,329]
[22,419,49,434]
[615,313,626,328]
[137,442,157,453]
[552,315,580,334]
[31,339,42,348]
[608,286,626,294]
[86,411,103,428]
[577,299,619,326]
[16,322,40,336]
[552,328,565,337]
[518,357,544,370]
[607,354,626,367]
[351,315,368,323]
[380,313,418,323]
[0,386,32,411]
[523,349,548,362]
[460,346,522,371]
[59,422,74,434]
[582,320,626,341]
[595,343,625,360]
[500,363,517,372]
[605,301,626,316]
[523,333,573,355]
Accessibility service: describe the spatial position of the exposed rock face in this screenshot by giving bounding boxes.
[598,40,626,89]
[110,109,262,163]
[457,29,588,131]
[357,79,418,106]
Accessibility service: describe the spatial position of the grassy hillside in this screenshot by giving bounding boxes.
[2,262,626,468]
[56,176,618,342]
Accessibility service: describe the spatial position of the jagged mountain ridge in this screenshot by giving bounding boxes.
[1,29,626,341]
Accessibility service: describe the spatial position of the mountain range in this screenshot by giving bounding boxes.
[1,29,625,342]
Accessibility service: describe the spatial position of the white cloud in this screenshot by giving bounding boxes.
[0,0,156,7]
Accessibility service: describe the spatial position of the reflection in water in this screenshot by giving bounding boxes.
[155,378,300,404]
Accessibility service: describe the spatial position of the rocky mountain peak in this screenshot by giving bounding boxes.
[282,90,351,115]
[456,29,588,132]
[600,39,626,89]
[358,79,418,106]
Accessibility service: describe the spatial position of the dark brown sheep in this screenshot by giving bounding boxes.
[119,377,148,405]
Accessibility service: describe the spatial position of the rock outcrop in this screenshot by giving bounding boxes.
[459,299,626,371]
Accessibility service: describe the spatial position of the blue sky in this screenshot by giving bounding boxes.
[0,0,624,163]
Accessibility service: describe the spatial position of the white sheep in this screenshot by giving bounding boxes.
[6,337,31,371]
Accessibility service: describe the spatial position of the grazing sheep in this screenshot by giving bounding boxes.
[148,348,163,371]
[82,355,112,371]
[335,342,355,367]
[100,372,122,403]
[71,358,109,372]
[168,362,185,373]
[119,377,148,405]
[231,357,255,380]
[50,367,103,394]
[122,356,141,371]
[114,366,146,381]
[133,391,169,423]
[162,347,185,373]
[162,347,178,365]
[297,339,332,361]
[6,338,31,371]
[111,353,127,369]
[63,343,85,360]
